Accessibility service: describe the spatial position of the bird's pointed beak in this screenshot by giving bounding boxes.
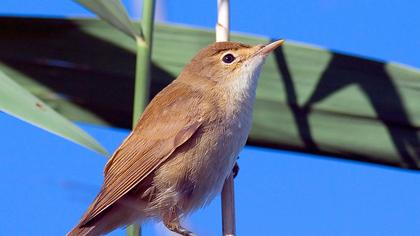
[255,39,285,56]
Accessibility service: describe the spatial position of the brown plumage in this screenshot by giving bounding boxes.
[68,40,284,236]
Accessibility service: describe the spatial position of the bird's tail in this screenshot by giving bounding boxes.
[67,224,96,236]
[67,198,148,236]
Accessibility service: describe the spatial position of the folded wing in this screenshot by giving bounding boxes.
[79,81,207,226]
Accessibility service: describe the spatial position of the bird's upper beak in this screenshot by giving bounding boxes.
[254,39,285,56]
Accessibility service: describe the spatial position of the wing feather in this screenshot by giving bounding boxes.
[79,81,207,226]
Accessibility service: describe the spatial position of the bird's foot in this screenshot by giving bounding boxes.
[163,207,196,236]
[165,223,196,236]
[164,220,196,236]
[232,161,239,179]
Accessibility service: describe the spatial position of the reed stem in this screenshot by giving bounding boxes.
[128,0,156,235]
[216,1,236,236]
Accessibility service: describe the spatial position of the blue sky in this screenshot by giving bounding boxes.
[1,1,420,235]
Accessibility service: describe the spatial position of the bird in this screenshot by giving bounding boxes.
[68,39,284,236]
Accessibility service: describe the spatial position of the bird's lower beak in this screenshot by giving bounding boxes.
[255,39,285,56]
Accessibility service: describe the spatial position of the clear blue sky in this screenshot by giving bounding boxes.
[1,1,420,235]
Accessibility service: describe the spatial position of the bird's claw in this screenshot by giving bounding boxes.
[163,207,196,236]
[232,161,239,178]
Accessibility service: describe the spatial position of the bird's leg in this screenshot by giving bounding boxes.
[232,156,240,178]
[163,207,196,236]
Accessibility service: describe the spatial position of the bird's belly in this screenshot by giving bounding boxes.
[182,110,253,211]
[150,111,253,215]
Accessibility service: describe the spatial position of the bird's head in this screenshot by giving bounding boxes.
[180,40,284,90]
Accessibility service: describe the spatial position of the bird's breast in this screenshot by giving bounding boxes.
[150,89,256,213]
[188,96,255,203]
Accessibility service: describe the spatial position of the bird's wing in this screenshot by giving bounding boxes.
[79,82,208,226]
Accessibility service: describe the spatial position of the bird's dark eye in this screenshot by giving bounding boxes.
[222,53,235,64]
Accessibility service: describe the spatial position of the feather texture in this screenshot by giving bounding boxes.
[70,80,207,233]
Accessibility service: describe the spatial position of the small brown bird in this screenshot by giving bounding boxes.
[68,39,284,236]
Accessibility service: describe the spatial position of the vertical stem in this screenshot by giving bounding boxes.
[216,0,230,42]
[128,0,156,236]
[132,0,156,125]
[132,38,151,126]
[221,174,236,236]
[126,224,140,236]
[216,1,236,236]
